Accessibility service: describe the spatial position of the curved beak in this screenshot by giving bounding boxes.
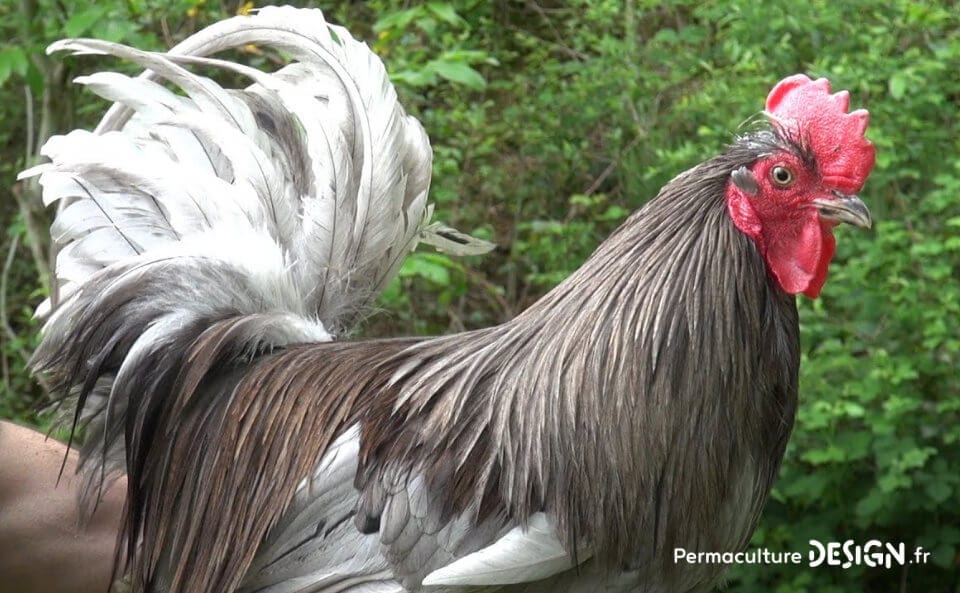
[813,192,872,229]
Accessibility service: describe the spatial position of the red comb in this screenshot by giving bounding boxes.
[766,74,876,194]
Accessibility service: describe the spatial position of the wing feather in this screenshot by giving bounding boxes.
[421,514,592,587]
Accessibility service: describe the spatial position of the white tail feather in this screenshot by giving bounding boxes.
[26,8,496,591]
[24,6,491,329]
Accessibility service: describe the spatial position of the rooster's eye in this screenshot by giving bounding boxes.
[771,166,793,187]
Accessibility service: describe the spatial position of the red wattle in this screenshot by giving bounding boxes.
[727,189,836,298]
[763,214,836,298]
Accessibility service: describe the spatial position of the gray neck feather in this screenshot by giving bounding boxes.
[360,145,800,581]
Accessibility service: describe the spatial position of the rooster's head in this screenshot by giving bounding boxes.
[726,74,876,298]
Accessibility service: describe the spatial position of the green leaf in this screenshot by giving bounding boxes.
[65,7,110,38]
[0,47,29,86]
[888,72,908,99]
[399,253,453,285]
[599,205,628,222]
[440,49,491,64]
[925,480,953,504]
[93,19,143,44]
[428,60,486,90]
[426,3,464,27]
[373,7,420,33]
[802,444,847,465]
[855,489,886,521]
[390,69,438,88]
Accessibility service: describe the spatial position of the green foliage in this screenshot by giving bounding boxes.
[373,4,494,90]
[0,219,42,421]
[0,0,957,591]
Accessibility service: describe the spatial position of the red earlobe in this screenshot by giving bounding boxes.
[726,185,763,242]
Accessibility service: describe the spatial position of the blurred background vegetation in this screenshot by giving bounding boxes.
[0,0,957,591]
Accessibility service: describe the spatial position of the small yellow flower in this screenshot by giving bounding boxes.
[186,6,198,17]
[377,30,389,40]
[243,43,261,54]
[238,1,254,16]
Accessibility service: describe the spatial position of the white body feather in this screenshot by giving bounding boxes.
[421,514,590,587]
[243,428,636,593]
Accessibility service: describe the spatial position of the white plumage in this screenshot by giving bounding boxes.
[22,5,490,331]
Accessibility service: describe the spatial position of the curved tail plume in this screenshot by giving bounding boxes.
[22,4,490,548]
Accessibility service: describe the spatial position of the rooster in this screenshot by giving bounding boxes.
[22,6,875,593]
